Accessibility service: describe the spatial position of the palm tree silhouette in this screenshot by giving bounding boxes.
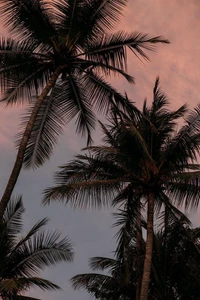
[44,79,200,299]
[0,196,73,299]
[0,0,169,219]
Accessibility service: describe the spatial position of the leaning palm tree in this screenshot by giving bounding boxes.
[43,78,200,300]
[0,196,73,299]
[0,0,169,219]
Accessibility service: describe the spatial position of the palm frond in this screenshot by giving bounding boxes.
[166,180,200,210]
[0,197,74,297]
[2,195,24,235]
[43,179,121,209]
[83,31,169,70]
[0,277,60,293]
[1,66,50,105]
[158,192,191,225]
[0,0,56,45]
[82,69,133,114]
[162,104,200,167]
[51,0,83,39]
[76,57,134,83]
[70,272,115,292]
[67,75,96,145]
[16,86,65,169]
[10,230,73,278]
[0,37,51,104]
[89,256,118,272]
[113,187,140,260]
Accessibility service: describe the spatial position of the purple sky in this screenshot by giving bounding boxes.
[0,1,200,299]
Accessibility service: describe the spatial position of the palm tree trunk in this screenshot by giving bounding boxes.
[139,192,154,300]
[0,67,62,221]
[136,203,142,300]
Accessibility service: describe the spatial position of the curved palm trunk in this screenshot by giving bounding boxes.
[139,192,154,300]
[0,68,62,221]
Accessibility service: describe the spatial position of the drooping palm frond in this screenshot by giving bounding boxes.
[0,277,60,294]
[2,196,24,236]
[43,179,122,209]
[89,256,118,272]
[81,69,133,114]
[0,37,51,105]
[113,190,141,260]
[15,92,64,169]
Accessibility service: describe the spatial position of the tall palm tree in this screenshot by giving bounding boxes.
[43,78,200,300]
[0,196,73,299]
[0,0,169,219]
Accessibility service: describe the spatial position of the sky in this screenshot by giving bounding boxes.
[0,0,200,299]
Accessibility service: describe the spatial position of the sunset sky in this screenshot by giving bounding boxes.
[0,1,200,299]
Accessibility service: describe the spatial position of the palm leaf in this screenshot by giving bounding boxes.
[16,86,65,169]
[43,179,121,208]
[76,57,134,83]
[0,0,56,45]
[0,37,51,104]
[0,277,60,293]
[82,69,133,114]
[162,104,200,168]
[70,273,116,292]
[89,257,118,272]
[66,75,96,145]
[2,196,24,236]
[9,230,73,277]
[83,31,169,70]
[1,66,50,105]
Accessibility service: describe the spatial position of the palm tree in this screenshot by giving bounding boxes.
[71,209,200,300]
[0,196,73,299]
[152,217,200,300]
[43,78,200,300]
[0,0,169,220]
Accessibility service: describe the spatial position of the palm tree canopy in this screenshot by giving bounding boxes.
[0,0,169,168]
[43,78,200,214]
[0,196,74,299]
[71,216,200,300]
[153,218,200,300]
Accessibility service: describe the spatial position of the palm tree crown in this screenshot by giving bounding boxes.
[0,196,73,299]
[0,0,168,167]
[44,78,200,211]
[44,78,200,299]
